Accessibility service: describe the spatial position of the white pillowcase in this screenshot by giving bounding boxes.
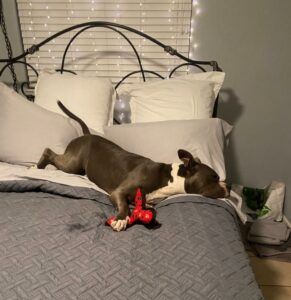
[117,71,225,123]
[35,72,115,134]
[104,118,232,181]
[0,82,82,166]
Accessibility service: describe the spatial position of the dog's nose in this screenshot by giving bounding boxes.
[219,181,230,198]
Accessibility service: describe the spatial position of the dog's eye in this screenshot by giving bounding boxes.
[212,174,219,181]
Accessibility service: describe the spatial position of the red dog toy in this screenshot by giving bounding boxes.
[106,188,160,229]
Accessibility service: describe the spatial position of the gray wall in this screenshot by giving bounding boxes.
[192,0,291,218]
[0,0,26,83]
[1,0,291,218]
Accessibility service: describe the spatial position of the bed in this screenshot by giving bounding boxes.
[0,22,263,299]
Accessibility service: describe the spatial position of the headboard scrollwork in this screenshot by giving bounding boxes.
[0,21,222,115]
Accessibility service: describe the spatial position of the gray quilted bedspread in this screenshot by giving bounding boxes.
[0,180,263,300]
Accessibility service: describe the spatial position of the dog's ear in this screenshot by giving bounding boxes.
[194,157,201,164]
[178,149,199,168]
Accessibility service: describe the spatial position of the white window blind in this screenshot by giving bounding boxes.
[16,0,194,84]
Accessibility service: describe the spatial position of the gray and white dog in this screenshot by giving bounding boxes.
[37,101,229,231]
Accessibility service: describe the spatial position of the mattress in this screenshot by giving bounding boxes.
[0,167,263,299]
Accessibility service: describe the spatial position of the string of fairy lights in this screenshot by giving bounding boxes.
[16,0,200,83]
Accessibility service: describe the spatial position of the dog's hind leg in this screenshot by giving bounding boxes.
[37,148,84,175]
[37,148,55,169]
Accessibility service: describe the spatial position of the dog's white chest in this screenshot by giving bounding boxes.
[146,164,185,201]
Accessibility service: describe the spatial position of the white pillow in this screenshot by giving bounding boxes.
[104,118,232,181]
[0,82,82,166]
[117,71,225,123]
[178,71,225,99]
[35,71,115,134]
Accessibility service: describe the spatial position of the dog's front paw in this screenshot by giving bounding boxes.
[110,216,130,232]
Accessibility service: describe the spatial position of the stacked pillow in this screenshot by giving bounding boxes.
[0,82,82,166]
[35,71,115,134]
[104,119,232,181]
[117,71,225,122]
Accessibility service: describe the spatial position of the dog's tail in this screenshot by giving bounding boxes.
[57,100,90,135]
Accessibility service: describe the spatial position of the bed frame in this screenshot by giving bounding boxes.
[0,21,222,117]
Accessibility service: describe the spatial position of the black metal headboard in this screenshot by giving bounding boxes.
[0,21,222,116]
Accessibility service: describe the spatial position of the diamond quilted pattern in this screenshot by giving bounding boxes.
[0,182,263,300]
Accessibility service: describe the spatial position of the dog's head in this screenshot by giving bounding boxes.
[177,149,229,199]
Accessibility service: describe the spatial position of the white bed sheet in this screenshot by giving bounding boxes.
[0,162,108,195]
